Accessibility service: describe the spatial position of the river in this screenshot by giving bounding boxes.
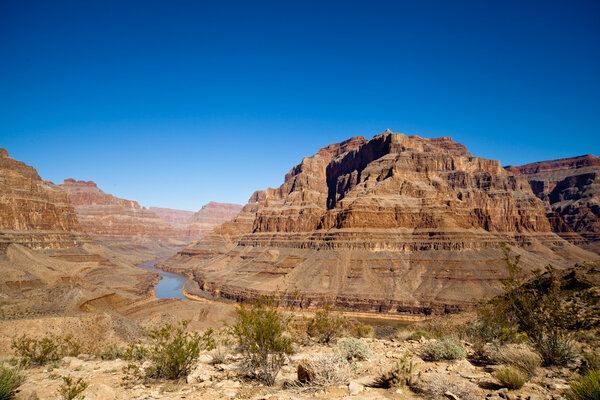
[138,259,188,300]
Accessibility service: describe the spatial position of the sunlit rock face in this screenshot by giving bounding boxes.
[0,148,86,250]
[506,154,600,254]
[162,131,597,314]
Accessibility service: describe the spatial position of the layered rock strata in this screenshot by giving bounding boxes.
[162,131,597,314]
[0,149,87,250]
[58,179,188,260]
[148,207,195,229]
[506,155,600,253]
[186,202,243,237]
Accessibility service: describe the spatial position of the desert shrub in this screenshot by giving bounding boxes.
[230,298,294,386]
[582,351,600,374]
[293,354,353,391]
[122,342,147,361]
[97,344,127,360]
[494,366,527,390]
[0,365,25,400]
[200,328,216,351]
[335,338,370,362]
[57,375,88,400]
[567,369,600,400]
[61,335,83,357]
[354,323,375,338]
[494,344,541,377]
[421,337,466,361]
[209,346,227,365]
[11,335,61,366]
[477,244,585,366]
[408,329,431,341]
[414,373,479,400]
[306,308,348,344]
[371,353,419,388]
[533,333,575,367]
[145,320,202,379]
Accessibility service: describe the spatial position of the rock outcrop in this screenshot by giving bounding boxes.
[161,131,597,314]
[58,179,188,260]
[505,155,600,253]
[0,149,87,250]
[148,207,195,229]
[186,202,243,238]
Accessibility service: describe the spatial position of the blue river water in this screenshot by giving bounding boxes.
[138,259,188,300]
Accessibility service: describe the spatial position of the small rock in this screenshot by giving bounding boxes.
[198,354,213,363]
[223,388,238,397]
[15,389,39,400]
[348,381,363,395]
[445,391,461,400]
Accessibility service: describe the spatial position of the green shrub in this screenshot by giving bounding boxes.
[11,335,61,366]
[354,323,375,338]
[231,298,294,385]
[567,369,600,400]
[408,329,431,341]
[97,344,127,360]
[145,320,202,379]
[494,366,527,390]
[57,375,88,400]
[421,337,466,361]
[0,365,25,400]
[306,308,348,344]
[61,335,83,357]
[335,338,370,362]
[371,353,419,388]
[122,342,147,361]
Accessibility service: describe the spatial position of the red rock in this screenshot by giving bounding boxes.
[505,155,600,253]
[162,131,597,315]
[0,149,86,250]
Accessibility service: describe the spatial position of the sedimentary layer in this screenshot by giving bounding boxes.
[506,155,600,253]
[162,131,598,314]
[0,149,87,251]
[186,202,243,237]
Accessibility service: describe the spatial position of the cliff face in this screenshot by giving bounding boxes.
[57,179,188,260]
[162,131,596,314]
[505,155,600,253]
[0,149,86,250]
[148,207,195,229]
[186,202,244,237]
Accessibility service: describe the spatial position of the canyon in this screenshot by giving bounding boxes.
[505,154,600,254]
[161,130,598,314]
[56,179,242,262]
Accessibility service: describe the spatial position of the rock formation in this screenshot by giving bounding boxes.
[186,202,243,237]
[57,179,189,260]
[161,131,597,314]
[148,207,195,229]
[505,155,600,253]
[0,148,87,250]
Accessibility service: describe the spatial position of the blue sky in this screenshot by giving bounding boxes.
[1,0,599,210]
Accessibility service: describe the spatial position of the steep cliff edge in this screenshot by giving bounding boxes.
[506,155,600,253]
[161,131,597,314]
[0,149,87,250]
[58,179,188,260]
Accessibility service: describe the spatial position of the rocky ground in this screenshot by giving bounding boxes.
[9,334,582,400]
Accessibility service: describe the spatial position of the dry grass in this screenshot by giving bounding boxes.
[493,343,541,378]
[289,354,353,393]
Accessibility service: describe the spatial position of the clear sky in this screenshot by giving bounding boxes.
[1,1,599,211]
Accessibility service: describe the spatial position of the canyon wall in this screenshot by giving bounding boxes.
[162,131,597,314]
[0,149,87,250]
[505,155,600,253]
